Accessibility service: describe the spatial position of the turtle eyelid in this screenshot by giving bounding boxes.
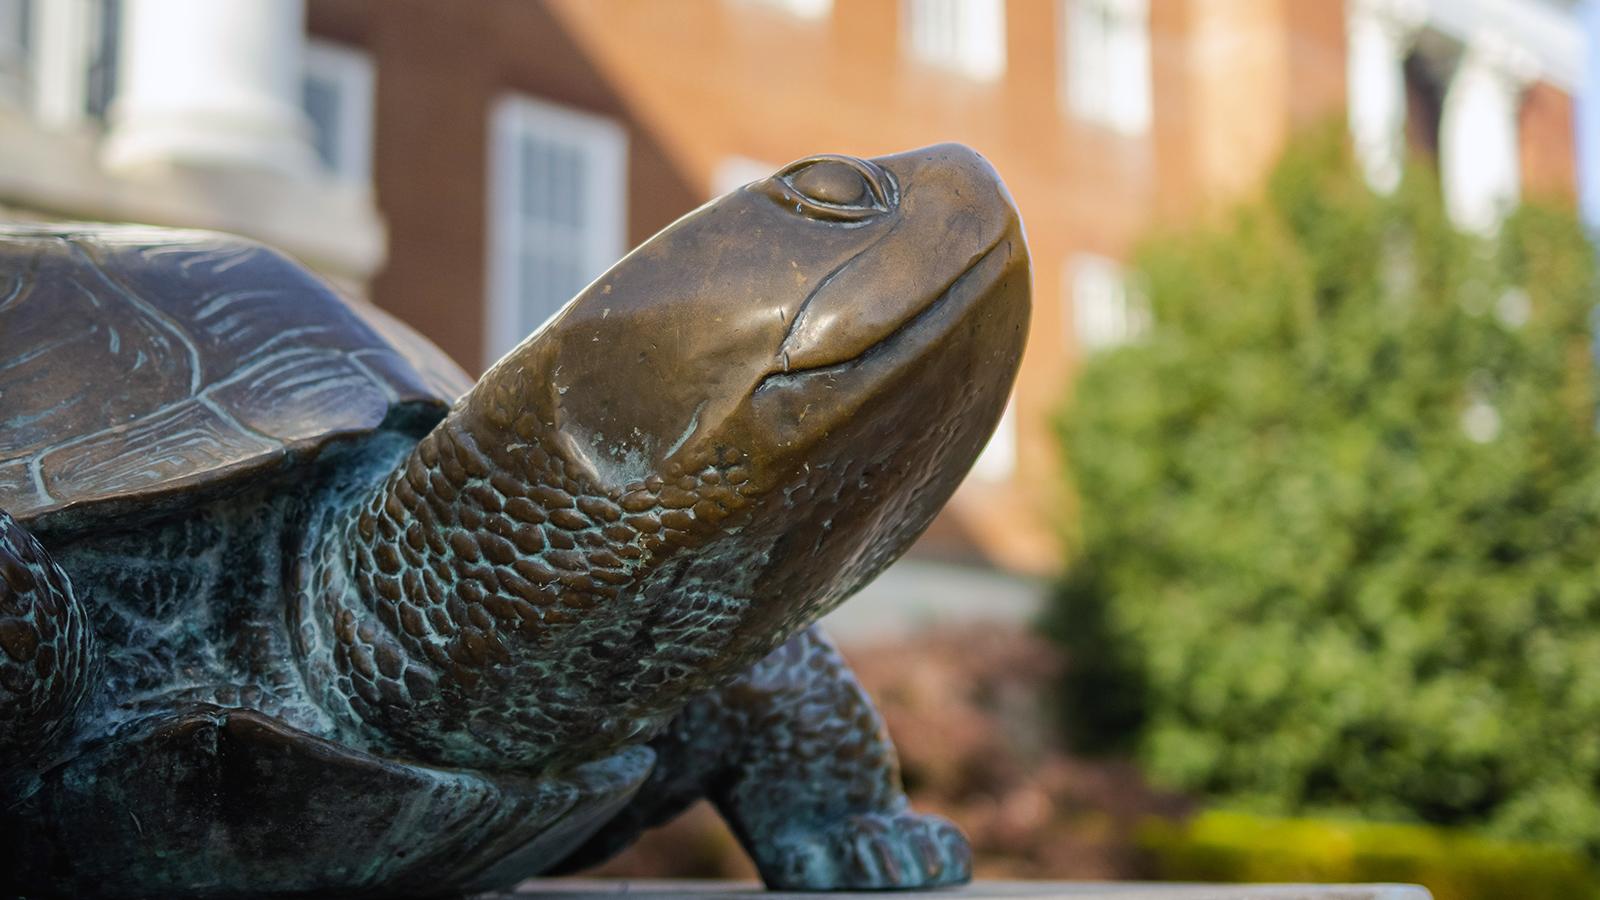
[761,156,897,224]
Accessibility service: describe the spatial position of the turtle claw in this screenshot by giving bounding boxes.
[762,810,972,891]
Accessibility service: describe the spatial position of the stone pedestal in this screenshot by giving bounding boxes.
[497,880,1432,899]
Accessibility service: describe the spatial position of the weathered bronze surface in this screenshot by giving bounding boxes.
[0,144,1030,898]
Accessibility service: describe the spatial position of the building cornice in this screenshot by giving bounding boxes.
[0,111,385,287]
[1420,0,1584,92]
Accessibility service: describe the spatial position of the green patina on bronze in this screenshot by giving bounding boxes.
[0,144,1030,898]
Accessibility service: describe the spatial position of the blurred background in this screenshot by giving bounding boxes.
[3,1,1600,897]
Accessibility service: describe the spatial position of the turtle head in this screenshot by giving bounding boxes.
[484,142,1029,628]
[329,145,1029,769]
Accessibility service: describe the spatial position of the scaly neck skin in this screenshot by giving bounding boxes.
[297,381,764,772]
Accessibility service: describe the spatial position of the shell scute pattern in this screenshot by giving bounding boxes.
[0,229,467,528]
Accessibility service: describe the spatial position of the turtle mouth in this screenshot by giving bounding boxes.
[753,237,1012,394]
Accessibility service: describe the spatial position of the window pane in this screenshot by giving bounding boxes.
[551,142,582,229]
[1063,0,1150,134]
[905,0,1004,81]
[545,256,584,322]
[516,249,548,336]
[564,144,589,229]
[519,138,545,220]
[1066,0,1109,121]
[0,0,30,105]
[735,0,832,19]
[518,137,592,230]
[303,75,342,171]
[488,94,627,366]
[1107,0,1151,132]
[1070,254,1146,351]
[82,0,117,121]
[518,247,585,336]
[301,41,375,182]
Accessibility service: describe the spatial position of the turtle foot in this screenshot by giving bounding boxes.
[760,810,972,891]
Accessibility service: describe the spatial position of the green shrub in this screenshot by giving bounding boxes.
[1048,131,1600,852]
[1141,811,1600,900]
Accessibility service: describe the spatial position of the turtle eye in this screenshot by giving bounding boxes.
[767,156,895,223]
[792,161,870,206]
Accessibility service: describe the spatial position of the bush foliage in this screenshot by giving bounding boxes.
[1048,132,1600,851]
[1142,811,1600,900]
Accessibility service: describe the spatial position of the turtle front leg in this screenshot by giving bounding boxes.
[0,509,95,776]
[554,625,971,890]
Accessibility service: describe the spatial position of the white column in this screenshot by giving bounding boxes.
[28,0,93,127]
[1346,0,1423,195]
[103,0,315,176]
[1439,34,1536,236]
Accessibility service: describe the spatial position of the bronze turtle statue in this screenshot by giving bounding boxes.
[0,144,1030,898]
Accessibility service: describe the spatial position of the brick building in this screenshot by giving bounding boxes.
[0,0,1586,601]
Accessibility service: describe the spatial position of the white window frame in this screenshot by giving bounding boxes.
[902,0,1006,82]
[1062,0,1152,135]
[1068,253,1147,351]
[730,0,833,20]
[302,38,376,185]
[485,93,627,367]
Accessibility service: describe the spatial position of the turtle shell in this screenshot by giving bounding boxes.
[0,226,660,895]
[0,224,473,533]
